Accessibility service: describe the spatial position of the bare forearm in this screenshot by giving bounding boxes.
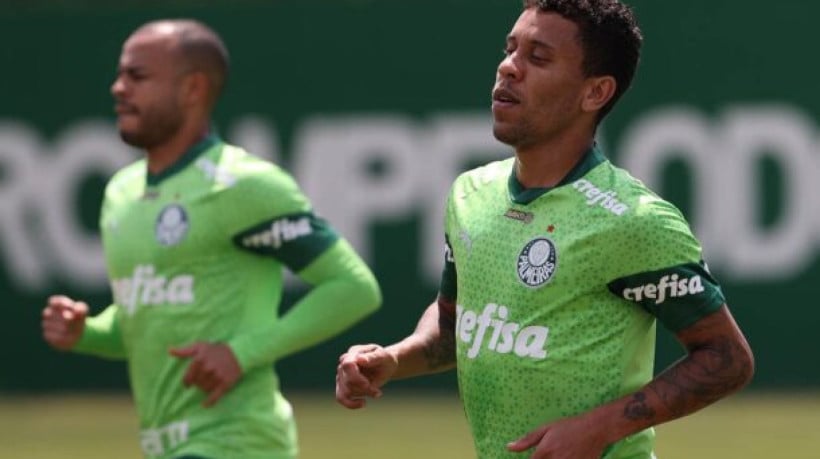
[607,341,753,438]
[640,335,753,417]
[595,308,755,443]
[386,298,457,380]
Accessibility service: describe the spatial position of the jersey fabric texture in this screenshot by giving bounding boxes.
[73,134,381,459]
[440,145,724,458]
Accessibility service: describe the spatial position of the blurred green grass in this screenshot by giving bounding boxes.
[0,392,818,458]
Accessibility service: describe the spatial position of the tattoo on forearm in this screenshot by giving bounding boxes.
[422,314,456,370]
[647,334,753,418]
[624,392,656,421]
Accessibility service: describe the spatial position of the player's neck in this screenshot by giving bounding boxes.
[514,126,594,189]
[145,120,211,175]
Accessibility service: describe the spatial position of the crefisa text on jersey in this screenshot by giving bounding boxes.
[456,303,549,360]
[622,273,705,305]
[572,179,629,215]
[241,217,312,249]
[111,264,195,315]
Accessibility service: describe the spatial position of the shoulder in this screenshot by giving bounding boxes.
[213,143,311,217]
[580,163,703,274]
[104,159,146,201]
[572,161,690,230]
[215,144,301,194]
[449,157,514,200]
[617,166,692,236]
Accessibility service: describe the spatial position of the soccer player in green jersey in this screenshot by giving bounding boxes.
[40,19,381,459]
[336,1,754,458]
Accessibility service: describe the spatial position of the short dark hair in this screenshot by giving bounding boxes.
[523,0,643,122]
[139,19,231,104]
[175,20,230,101]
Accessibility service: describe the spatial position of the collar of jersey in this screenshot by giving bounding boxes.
[146,133,222,186]
[507,144,607,205]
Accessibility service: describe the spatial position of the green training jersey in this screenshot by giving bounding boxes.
[440,145,725,458]
[74,134,379,459]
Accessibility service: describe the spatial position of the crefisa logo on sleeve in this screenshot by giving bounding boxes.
[155,204,189,246]
[517,237,558,288]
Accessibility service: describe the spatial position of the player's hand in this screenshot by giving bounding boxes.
[335,343,398,409]
[506,413,609,459]
[42,295,88,351]
[169,342,242,408]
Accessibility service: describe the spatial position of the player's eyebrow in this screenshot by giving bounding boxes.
[530,39,555,52]
[118,64,147,75]
[505,35,556,52]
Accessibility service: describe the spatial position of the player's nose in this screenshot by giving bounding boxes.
[111,76,127,98]
[497,52,522,82]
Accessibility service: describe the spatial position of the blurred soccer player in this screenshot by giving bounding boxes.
[41,19,381,459]
[335,1,754,458]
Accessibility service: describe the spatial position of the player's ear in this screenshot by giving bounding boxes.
[581,75,617,114]
[180,72,210,107]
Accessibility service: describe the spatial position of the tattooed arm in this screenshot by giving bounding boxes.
[335,294,457,409]
[389,294,458,378]
[508,305,754,458]
[622,304,754,423]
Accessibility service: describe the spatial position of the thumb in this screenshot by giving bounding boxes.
[60,301,89,322]
[356,355,387,373]
[356,349,393,369]
[169,343,203,358]
[507,426,548,452]
[73,302,89,320]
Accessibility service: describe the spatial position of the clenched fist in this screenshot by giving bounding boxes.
[335,344,398,409]
[42,295,88,351]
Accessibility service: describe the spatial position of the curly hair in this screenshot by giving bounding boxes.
[523,0,643,122]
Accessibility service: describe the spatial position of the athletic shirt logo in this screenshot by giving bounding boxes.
[155,204,189,246]
[517,237,558,288]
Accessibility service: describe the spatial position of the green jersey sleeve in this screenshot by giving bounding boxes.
[73,304,126,359]
[232,211,338,271]
[220,159,338,270]
[439,190,458,301]
[213,156,380,370]
[605,199,725,331]
[439,234,458,301]
[224,158,311,224]
[227,239,381,371]
[71,172,132,360]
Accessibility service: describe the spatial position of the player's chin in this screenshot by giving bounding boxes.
[492,123,519,146]
[118,126,147,148]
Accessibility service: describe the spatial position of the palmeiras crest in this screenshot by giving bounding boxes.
[516,237,558,288]
[155,204,189,246]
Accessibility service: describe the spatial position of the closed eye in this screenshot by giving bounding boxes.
[117,67,149,82]
[530,54,550,64]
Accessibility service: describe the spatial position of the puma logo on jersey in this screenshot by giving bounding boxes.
[622,274,705,304]
[196,158,236,187]
[456,303,549,360]
[111,265,195,315]
[572,179,629,215]
[241,217,312,249]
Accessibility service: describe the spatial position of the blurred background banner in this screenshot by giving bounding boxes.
[0,0,817,393]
